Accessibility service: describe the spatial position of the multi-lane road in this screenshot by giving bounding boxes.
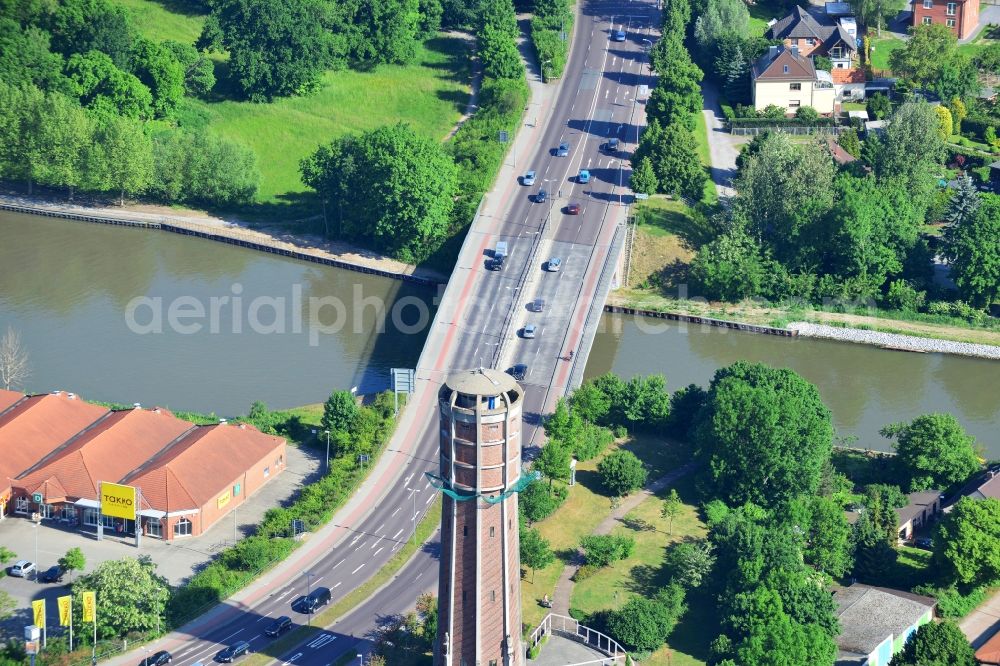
[118,2,657,665]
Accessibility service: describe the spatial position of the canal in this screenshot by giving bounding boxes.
[586,313,1000,456]
[2,210,998,456]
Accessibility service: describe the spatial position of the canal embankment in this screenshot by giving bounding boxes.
[790,322,1000,360]
[0,195,447,286]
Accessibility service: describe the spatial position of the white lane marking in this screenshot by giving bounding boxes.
[307,634,337,649]
[392,528,404,539]
[425,495,434,505]
[248,634,261,643]
[403,473,414,485]
[352,563,365,574]
[350,534,362,546]
[283,653,303,665]
[391,507,401,518]
[425,480,431,489]
[332,560,344,570]
[257,615,271,623]
[373,547,384,557]
[370,536,382,549]
[334,581,342,588]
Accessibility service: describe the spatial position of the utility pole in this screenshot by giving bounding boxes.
[303,572,317,627]
[405,487,417,546]
[324,430,331,472]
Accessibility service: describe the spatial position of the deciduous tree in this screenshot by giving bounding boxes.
[666,540,715,588]
[519,526,554,582]
[943,193,1000,308]
[129,38,185,118]
[598,449,648,497]
[59,547,86,580]
[87,114,153,204]
[322,390,359,434]
[74,557,170,638]
[890,620,976,666]
[934,497,1000,586]
[536,439,571,488]
[163,40,216,97]
[889,23,956,84]
[0,326,30,391]
[606,585,686,652]
[882,413,981,491]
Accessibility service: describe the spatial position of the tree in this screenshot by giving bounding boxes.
[88,114,153,204]
[519,478,566,522]
[933,497,1000,586]
[689,226,770,301]
[580,534,635,567]
[46,0,135,68]
[934,53,980,102]
[838,127,861,158]
[597,449,648,497]
[536,439,571,488]
[0,20,69,92]
[694,362,834,508]
[871,101,944,197]
[852,509,899,582]
[59,547,86,580]
[0,326,30,390]
[867,91,892,120]
[666,540,715,588]
[692,0,749,54]
[666,383,707,440]
[882,414,980,491]
[848,0,906,34]
[949,97,967,133]
[150,129,260,207]
[300,123,458,262]
[795,106,820,122]
[933,104,953,140]
[649,122,708,201]
[66,50,153,119]
[478,22,523,79]
[74,557,169,638]
[35,91,93,198]
[322,390,359,434]
[350,0,421,68]
[890,620,976,666]
[129,38,185,118]
[199,0,344,101]
[519,526,553,582]
[727,585,837,666]
[943,192,1000,308]
[795,496,852,577]
[606,585,686,652]
[163,40,216,97]
[630,156,658,195]
[945,175,980,227]
[661,489,682,535]
[889,23,956,85]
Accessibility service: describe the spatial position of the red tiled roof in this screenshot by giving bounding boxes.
[0,392,109,496]
[828,138,857,165]
[977,630,1000,665]
[753,47,816,81]
[0,389,22,413]
[124,423,284,511]
[831,68,865,84]
[14,407,193,501]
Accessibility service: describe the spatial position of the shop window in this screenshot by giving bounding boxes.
[61,506,77,522]
[175,517,192,537]
[39,503,53,519]
[14,497,29,514]
[83,508,99,526]
[147,518,163,538]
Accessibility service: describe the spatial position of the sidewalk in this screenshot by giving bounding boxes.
[550,463,695,615]
[961,589,1000,649]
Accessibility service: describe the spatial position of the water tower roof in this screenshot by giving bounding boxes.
[445,368,520,396]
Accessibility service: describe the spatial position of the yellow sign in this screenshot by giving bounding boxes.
[217,489,231,509]
[57,595,72,627]
[100,482,136,520]
[32,599,45,628]
[82,591,96,623]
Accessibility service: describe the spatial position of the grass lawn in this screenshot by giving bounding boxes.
[869,35,905,72]
[116,0,206,45]
[692,110,719,205]
[520,434,693,632]
[747,1,785,37]
[629,197,698,289]
[570,475,710,666]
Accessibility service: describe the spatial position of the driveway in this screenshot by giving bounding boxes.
[961,589,1000,648]
[700,82,743,199]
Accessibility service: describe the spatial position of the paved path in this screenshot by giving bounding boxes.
[961,589,1000,648]
[443,30,482,141]
[549,463,695,615]
[700,83,741,199]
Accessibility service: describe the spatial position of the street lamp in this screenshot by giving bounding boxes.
[405,487,418,546]
[303,571,317,627]
[33,521,39,584]
[324,430,331,472]
[356,654,364,666]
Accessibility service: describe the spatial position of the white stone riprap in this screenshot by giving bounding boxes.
[789,322,1000,360]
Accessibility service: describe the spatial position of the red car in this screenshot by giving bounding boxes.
[566,203,581,215]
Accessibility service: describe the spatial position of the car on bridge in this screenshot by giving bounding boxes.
[215,642,250,663]
[521,324,537,339]
[566,203,581,215]
[522,171,536,186]
[264,615,293,637]
[612,29,626,41]
[507,364,528,381]
[139,651,172,666]
[547,257,562,271]
[603,138,620,154]
[556,141,570,157]
[535,189,548,204]
[577,170,590,184]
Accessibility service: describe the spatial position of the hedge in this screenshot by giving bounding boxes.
[728,117,838,128]
[960,115,1000,142]
[531,0,573,80]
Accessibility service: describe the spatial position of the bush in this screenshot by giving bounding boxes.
[598,450,648,496]
[520,479,568,522]
[795,106,820,122]
[580,534,636,567]
[883,280,926,312]
[614,425,628,438]
[606,585,687,652]
[913,584,988,618]
[573,564,600,581]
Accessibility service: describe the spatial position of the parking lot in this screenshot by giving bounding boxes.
[0,444,320,640]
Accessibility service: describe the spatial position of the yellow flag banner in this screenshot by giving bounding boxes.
[82,591,96,623]
[31,599,45,628]
[57,595,72,627]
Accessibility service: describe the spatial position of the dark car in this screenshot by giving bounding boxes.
[139,651,172,666]
[535,189,548,204]
[38,565,66,583]
[264,615,292,637]
[300,586,331,613]
[556,141,570,157]
[566,203,581,215]
[215,642,250,663]
[914,537,933,550]
[604,138,620,153]
[507,364,528,381]
[612,29,626,41]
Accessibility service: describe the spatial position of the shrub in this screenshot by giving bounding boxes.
[795,106,820,122]
[520,479,568,522]
[597,450,648,496]
[573,564,600,581]
[913,584,988,618]
[883,280,926,312]
[614,425,628,438]
[580,534,636,567]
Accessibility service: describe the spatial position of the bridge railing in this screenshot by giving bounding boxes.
[527,613,627,664]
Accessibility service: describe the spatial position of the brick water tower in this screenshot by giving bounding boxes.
[434,368,524,666]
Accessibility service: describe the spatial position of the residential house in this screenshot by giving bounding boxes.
[912,0,979,40]
[834,584,936,666]
[966,467,1000,501]
[977,629,1000,665]
[751,45,836,115]
[895,490,942,541]
[767,6,865,99]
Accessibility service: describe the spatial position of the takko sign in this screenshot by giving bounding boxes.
[100,482,136,520]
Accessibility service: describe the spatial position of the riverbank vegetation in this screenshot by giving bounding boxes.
[520,367,995,664]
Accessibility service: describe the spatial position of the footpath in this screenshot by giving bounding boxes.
[550,463,695,615]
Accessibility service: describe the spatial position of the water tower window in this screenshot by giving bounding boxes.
[489,526,495,537]
[455,394,478,409]
[463,525,468,537]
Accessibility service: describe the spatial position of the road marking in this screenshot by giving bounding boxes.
[391,507,401,517]
[350,534,362,546]
[257,615,271,622]
[283,653,303,665]
[351,563,365,574]
[425,494,434,505]
[332,560,344,570]
[334,581,342,588]
[392,528,404,539]
[307,634,337,649]
[373,547,384,557]
[403,473,414,485]
[370,537,382,548]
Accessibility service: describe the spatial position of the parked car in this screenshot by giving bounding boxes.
[507,364,528,381]
[522,324,537,339]
[9,560,35,578]
[556,141,570,157]
[215,642,250,663]
[548,257,562,272]
[535,189,548,204]
[522,170,536,186]
[264,615,292,637]
[300,586,331,613]
[531,298,545,312]
[566,203,581,215]
[139,651,172,666]
[38,565,66,583]
[577,169,590,184]
[914,537,933,550]
[612,29,626,41]
[604,138,620,153]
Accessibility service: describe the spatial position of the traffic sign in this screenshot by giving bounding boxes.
[634,193,650,200]
[497,130,509,143]
[31,492,42,503]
